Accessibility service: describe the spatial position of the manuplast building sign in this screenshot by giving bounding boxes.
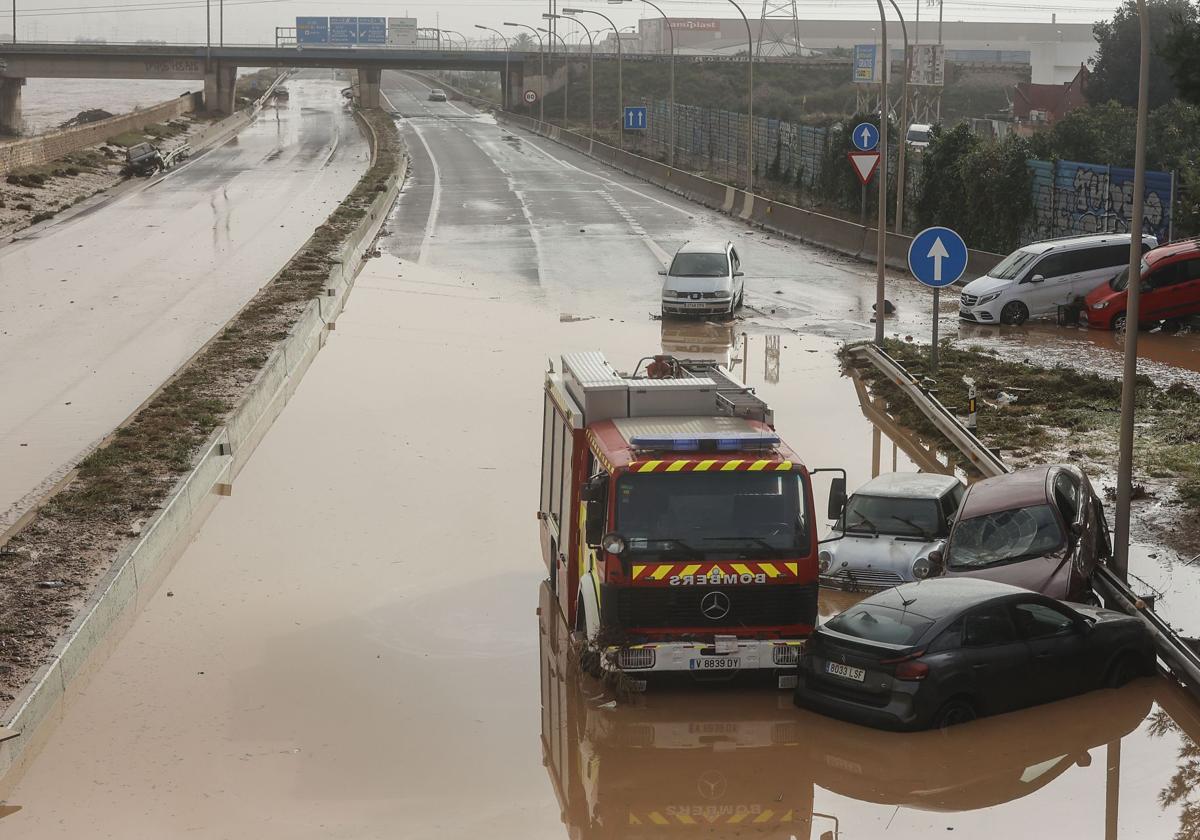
[667,18,721,30]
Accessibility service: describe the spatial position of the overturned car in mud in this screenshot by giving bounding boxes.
[934,464,1110,603]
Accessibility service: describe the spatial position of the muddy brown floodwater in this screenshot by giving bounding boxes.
[2,251,1199,839]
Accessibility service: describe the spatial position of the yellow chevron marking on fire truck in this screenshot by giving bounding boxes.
[721,460,743,471]
[775,460,793,471]
[627,814,642,825]
[666,460,689,472]
[695,459,717,471]
[731,563,753,576]
[727,813,749,824]
[753,810,776,823]
[632,564,647,579]
[748,459,770,471]
[638,460,663,472]
[785,562,798,575]
[679,563,702,577]
[650,565,673,580]
[649,812,670,825]
[675,814,697,825]
[759,562,781,578]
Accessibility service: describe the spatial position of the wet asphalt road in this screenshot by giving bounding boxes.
[0,74,368,530]
[3,71,1200,838]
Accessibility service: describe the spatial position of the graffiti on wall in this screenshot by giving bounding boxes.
[1029,159,1173,243]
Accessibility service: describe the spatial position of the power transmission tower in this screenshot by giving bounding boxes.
[755,0,801,58]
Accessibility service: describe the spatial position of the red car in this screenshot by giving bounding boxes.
[1085,239,1200,330]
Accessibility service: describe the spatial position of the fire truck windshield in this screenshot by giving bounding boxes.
[615,472,810,558]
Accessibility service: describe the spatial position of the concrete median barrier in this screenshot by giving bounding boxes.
[0,121,407,792]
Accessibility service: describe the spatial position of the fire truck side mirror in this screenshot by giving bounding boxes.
[583,476,608,547]
[828,476,847,521]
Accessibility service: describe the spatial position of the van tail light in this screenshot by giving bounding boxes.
[881,649,929,681]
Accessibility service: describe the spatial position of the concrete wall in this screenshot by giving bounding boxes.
[0,92,197,175]
[0,113,407,791]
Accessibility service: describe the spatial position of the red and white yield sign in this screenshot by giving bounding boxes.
[848,151,881,185]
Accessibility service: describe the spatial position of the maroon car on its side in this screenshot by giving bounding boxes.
[935,465,1110,602]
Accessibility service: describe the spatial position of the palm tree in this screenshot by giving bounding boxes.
[512,31,534,51]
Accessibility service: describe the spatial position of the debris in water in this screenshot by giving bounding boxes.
[36,580,65,589]
[560,314,595,323]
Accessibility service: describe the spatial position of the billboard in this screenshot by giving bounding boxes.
[388,17,418,47]
[908,43,945,86]
[666,18,720,30]
[853,44,877,83]
[296,16,329,44]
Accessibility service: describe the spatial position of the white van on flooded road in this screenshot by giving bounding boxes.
[958,233,1157,325]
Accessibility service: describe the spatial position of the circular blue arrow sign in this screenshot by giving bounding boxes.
[851,122,879,152]
[908,226,968,288]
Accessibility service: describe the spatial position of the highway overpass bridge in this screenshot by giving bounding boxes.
[0,41,793,132]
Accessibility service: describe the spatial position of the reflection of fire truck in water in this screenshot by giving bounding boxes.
[537,583,825,839]
[538,352,844,687]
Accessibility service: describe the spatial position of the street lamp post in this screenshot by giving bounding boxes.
[610,0,675,168]
[443,29,468,49]
[871,0,889,347]
[886,0,910,235]
[475,24,510,108]
[538,24,570,127]
[563,7,623,149]
[720,0,755,194]
[505,21,545,123]
[1114,0,1150,582]
[571,20,597,138]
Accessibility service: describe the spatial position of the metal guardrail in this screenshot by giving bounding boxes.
[851,342,1200,704]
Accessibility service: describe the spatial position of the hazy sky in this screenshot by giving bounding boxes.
[8,0,1120,45]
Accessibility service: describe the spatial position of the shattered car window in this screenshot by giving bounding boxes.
[947,504,1064,568]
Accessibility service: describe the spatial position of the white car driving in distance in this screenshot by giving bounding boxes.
[820,473,965,590]
[659,240,745,319]
[958,233,1157,325]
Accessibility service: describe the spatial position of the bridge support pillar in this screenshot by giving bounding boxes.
[0,77,25,136]
[507,66,524,111]
[357,68,381,110]
[203,64,238,115]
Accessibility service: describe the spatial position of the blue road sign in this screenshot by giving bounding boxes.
[358,17,386,44]
[908,226,968,288]
[330,16,358,44]
[624,106,648,131]
[296,16,329,45]
[851,121,879,152]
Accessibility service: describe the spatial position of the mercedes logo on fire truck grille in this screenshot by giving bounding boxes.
[700,591,731,621]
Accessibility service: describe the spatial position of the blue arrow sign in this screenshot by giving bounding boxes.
[624,106,648,131]
[908,226,968,288]
[851,121,879,152]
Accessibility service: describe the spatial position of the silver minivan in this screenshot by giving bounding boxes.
[659,240,745,319]
[959,233,1157,325]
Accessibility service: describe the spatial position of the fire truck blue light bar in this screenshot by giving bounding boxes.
[628,433,781,452]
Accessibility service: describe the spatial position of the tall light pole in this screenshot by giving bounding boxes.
[559,15,596,137]
[886,0,909,234]
[505,21,545,123]
[872,0,889,346]
[563,7,622,149]
[443,29,468,49]
[1114,0,1150,583]
[475,24,510,108]
[610,0,675,168]
[539,23,570,127]
[720,0,755,194]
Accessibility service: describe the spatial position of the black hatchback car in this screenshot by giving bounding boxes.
[794,578,1154,730]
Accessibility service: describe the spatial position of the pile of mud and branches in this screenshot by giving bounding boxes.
[843,339,1200,556]
[0,109,402,703]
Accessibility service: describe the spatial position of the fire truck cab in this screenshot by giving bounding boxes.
[539,352,833,687]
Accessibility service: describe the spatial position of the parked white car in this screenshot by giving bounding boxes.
[959,233,1157,325]
[906,123,933,149]
[659,240,745,319]
[819,473,965,590]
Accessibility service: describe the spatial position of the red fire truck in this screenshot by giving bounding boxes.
[538,352,843,688]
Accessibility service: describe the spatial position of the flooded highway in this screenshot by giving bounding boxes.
[2,248,1199,837]
[2,73,1199,839]
[0,74,368,529]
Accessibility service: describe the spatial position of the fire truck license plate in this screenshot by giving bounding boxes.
[690,657,739,670]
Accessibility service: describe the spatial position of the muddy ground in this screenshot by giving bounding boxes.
[0,109,400,703]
